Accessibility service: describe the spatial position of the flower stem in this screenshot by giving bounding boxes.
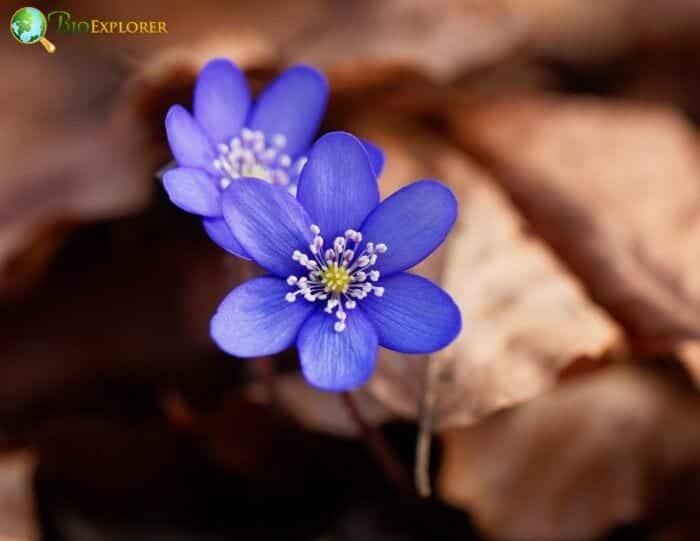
[340,392,413,495]
[415,357,441,497]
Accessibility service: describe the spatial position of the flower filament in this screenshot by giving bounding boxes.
[285,225,387,332]
[212,128,307,192]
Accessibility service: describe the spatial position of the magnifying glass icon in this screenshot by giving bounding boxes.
[10,7,56,54]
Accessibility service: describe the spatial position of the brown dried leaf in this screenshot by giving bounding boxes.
[503,0,700,63]
[0,452,38,541]
[438,363,700,541]
[0,43,158,294]
[341,115,622,429]
[450,95,700,367]
[677,340,700,387]
[294,0,527,82]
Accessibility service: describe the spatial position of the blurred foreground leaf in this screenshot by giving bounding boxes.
[438,363,700,541]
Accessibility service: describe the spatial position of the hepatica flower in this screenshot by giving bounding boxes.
[211,132,462,391]
[163,58,383,259]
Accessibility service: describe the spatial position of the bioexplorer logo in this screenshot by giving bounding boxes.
[10,7,56,53]
[10,6,168,53]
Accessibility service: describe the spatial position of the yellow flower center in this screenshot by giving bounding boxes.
[286,225,388,333]
[241,162,271,181]
[321,263,352,293]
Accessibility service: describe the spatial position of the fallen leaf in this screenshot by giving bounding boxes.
[503,0,700,63]
[0,452,38,541]
[438,363,700,541]
[294,0,527,82]
[0,40,158,296]
[449,95,700,371]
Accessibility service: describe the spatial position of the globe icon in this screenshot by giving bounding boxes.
[10,7,55,52]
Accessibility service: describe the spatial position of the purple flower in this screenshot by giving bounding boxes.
[210,132,461,391]
[163,58,385,259]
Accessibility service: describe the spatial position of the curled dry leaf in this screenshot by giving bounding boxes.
[449,95,700,373]
[339,114,622,430]
[438,363,700,541]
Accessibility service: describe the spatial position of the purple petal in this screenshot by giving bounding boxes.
[248,65,328,157]
[211,276,316,357]
[360,139,385,177]
[203,217,251,259]
[163,167,221,217]
[222,178,313,277]
[165,105,216,173]
[360,180,457,276]
[297,132,379,239]
[297,309,378,391]
[194,58,251,145]
[361,273,461,353]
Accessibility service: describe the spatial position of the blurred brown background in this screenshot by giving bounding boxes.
[2,0,700,539]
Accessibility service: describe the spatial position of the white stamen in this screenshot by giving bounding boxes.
[284,225,388,332]
[272,134,287,148]
[334,321,346,332]
[211,130,306,193]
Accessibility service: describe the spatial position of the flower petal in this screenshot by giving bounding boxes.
[360,138,385,177]
[297,132,379,239]
[360,180,457,276]
[361,273,461,353]
[211,276,315,357]
[202,217,251,259]
[163,167,221,216]
[297,308,378,391]
[194,58,251,145]
[248,65,328,157]
[222,178,313,277]
[165,105,216,172]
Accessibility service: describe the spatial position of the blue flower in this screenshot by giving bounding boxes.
[163,58,385,259]
[210,132,461,391]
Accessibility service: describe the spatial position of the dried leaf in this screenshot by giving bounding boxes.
[677,340,700,387]
[339,115,622,429]
[503,0,700,63]
[438,363,700,541]
[0,42,158,295]
[294,0,527,82]
[450,95,700,369]
[0,452,38,541]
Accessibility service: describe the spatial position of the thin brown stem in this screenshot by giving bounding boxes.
[415,357,441,497]
[341,392,413,495]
